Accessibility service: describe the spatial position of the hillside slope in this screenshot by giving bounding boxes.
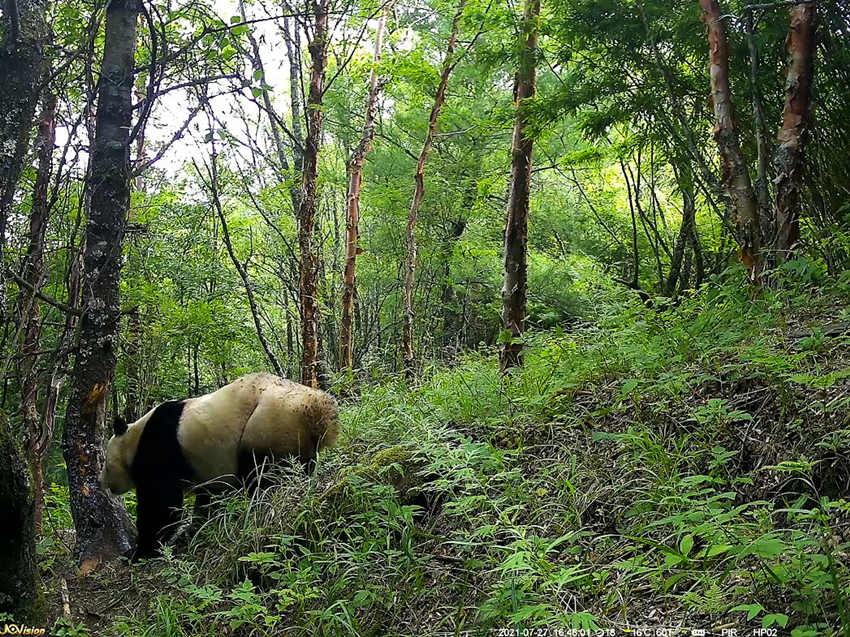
[44,273,850,636]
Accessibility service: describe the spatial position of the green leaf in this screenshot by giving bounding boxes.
[700,543,732,558]
[253,68,264,81]
[663,571,690,592]
[230,15,241,23]
[730,603,763,620]
[679,533,694,557]
[762,614,789,628]
[621,378,639,395]
[748,536,785,558]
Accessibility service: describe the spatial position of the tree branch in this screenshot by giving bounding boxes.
[4,267,82,316]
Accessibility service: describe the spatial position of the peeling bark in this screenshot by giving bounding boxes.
[340,8,388,371]
[699,0,761,276]
[63,0,138,568]
[774,3,816,260]
[500,0,540,372]
[299,0,329,389]
[402,0,466,378]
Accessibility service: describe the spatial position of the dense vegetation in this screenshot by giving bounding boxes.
[0,0,849,633]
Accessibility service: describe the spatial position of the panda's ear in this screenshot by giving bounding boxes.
[113,416,128,436]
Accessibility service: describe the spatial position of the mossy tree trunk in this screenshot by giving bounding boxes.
[500,0,540,372]
[0,0,45,246]
[62,0,139,571]
[0,412,45,623]
[20,92,57,534]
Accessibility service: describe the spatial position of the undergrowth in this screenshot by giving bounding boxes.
[46,267,850,635]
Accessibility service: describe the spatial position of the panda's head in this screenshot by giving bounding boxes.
[101,416,135,495]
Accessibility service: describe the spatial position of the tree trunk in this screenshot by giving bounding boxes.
[0,412,45,622]
[20,92,56,534]
[298,0,329,389]
[402,0,466,378]
[0,0,44,250]
[340,8,388,370]
[63,0,138,571]
[744,9,772,244]
[500,0,540,372]
[665,166,696,297]
[698,0,761,276]
[773,3,817,261]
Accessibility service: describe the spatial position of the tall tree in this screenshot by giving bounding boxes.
[773,3,817,260]
[62,0,138,570]
[698,0,761,275]
[340,8,388,370]
[0,0,45,246]
[299,0,329,388]
[20,92,57,532]
[500,0,540,372]
[401,0,466,378]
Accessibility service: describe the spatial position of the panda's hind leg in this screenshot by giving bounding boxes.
[133,480,184,560]
[237,449,277,495]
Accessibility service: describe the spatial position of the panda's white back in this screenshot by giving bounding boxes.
[177,374,266,484]
[174,373,334,484]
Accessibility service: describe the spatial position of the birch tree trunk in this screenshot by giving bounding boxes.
[500,0,540,372]
[299,0,329,388]
[63,0,138,571]
[402,0,466,378]
[698,0,761,276]
[340,8,388,370]
[773,3,816,260]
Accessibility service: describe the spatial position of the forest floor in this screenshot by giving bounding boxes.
[41,271,850,636]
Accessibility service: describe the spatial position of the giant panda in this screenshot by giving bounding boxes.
[100,372,339,560]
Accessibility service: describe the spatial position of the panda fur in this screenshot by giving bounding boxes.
[100,372,339,560]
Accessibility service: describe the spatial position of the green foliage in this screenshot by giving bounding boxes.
[34,274,845,634]
[51,617,91,637]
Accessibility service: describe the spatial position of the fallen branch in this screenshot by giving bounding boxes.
[60,577,71,619]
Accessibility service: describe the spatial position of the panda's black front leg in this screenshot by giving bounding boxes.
[132,480,185,560]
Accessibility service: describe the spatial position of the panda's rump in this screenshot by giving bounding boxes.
[238,382,317,459]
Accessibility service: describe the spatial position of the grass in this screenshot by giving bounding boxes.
[43,266,850,636]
